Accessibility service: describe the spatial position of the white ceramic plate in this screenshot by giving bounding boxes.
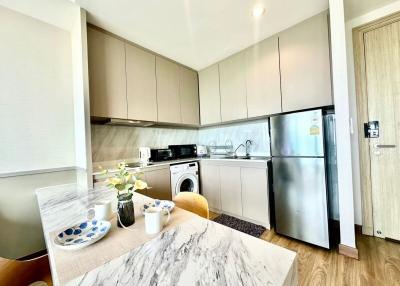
[54,219,111,251]
[141,200,175,215]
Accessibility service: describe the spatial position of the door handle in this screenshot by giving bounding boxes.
[374,144,396,148]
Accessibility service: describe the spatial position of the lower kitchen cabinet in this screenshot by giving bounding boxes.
[241,167,269,227]
[220,166,242,216]
[138,167,172,200]
[200,160,270,228]
[200,163,221,210]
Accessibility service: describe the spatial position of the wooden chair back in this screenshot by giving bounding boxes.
[0,255,52,286]
[173,192,210,219]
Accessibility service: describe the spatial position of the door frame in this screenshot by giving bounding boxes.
[353,11,400,236]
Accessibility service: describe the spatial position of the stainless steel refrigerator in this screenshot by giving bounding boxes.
[270,109,338,249]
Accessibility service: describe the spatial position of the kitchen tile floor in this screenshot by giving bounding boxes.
[209,212,400,285]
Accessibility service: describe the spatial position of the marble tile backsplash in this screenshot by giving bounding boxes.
[198,119,270,157]
[91,125,198,162]
[91,119,270,162]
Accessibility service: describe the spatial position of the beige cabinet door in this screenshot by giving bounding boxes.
[279,11,332,112]
[179,67,200,125]
[137,167,172,200]
[198,64,221,125]
[156,57,181,123]
[125,43,157,121]
[245,36,281,117]
[219,52,248,122]
[220,166,242,216]
[87,27,127,119]
[241,167,269,227]
[200,163,221,211]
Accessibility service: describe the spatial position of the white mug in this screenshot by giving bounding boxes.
[144,207,170,234]
[88,200,113,221]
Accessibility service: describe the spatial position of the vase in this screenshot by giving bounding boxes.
[117,193,135,228]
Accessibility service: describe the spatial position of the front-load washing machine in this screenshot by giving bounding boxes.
[170,162,199,199]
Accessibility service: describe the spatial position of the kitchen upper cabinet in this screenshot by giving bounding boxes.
[200,163,221,210]
[87,27,127,119]
[220,166,242,216]
[241,167,269,228]
[279,11,332,112]
[179,67,200,125]
[199,64,221,125]
[156,57,181,124]
[219,52,248,122]
[245,36,281,117]
[125,43,157,122]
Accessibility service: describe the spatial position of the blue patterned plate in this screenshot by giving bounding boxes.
[54,219,111,251]
[141,200,175,215]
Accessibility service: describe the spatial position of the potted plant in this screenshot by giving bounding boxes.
[104,162,148,227]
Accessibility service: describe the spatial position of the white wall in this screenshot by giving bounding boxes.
[345,0,400,226]
[0,171,76,259]
[0,5,81,258]
[329,0,356,248]
[71,8,93,188]
[0,5,76,174]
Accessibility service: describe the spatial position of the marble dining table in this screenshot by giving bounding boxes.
[36,183,298,286]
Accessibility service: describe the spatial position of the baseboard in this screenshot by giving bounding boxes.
[355,224,363,234]
[338,244,359,259]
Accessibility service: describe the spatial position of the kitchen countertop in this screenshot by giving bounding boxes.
[36,183,297,286]
[92,156,271,176]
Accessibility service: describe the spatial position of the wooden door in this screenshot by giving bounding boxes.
[245,36,281,117]
[219,52,248,122]
[156,57,181,123]
[125,43,157,121]
[241,167,269,228]
[87,27,127,118]
[200,163,221,211]
[363,21,400,240]
[220,166,242,216]
[198,64,221,125]
[279,11,332,112]
[179,67,200,125]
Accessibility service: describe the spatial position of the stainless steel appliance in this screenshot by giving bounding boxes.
[270,109,338,249]
[150,148,174,162]
[168,144,197,159]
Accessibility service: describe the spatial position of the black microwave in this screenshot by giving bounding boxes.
[150,148,174,162]
[168,144,197,159]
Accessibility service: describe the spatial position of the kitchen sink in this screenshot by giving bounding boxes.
[222,155,269,161]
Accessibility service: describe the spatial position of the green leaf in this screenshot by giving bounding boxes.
[115,184,125,191]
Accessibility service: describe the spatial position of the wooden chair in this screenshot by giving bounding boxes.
[0,254,52,286]
[173,192,210,219]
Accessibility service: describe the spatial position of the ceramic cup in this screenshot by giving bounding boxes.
[144,207,170,234]
[88,200,113,221]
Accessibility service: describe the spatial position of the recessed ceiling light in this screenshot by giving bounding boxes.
[252,6,265,18]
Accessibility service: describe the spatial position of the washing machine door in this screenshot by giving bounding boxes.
[175,173,199,195]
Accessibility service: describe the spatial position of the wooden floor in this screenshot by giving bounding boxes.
[209,212,400,286]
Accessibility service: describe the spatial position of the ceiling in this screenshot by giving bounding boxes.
[344,0,399,20]
[0,0,77,31]
[73,0,328,70]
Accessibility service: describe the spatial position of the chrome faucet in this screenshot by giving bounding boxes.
[245,140,253,157]
[234,144,245,157]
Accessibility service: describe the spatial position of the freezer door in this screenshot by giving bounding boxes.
[273,157,330,248]
[270,109,324,157]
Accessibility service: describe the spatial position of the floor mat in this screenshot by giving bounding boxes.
[212,214,266,238]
